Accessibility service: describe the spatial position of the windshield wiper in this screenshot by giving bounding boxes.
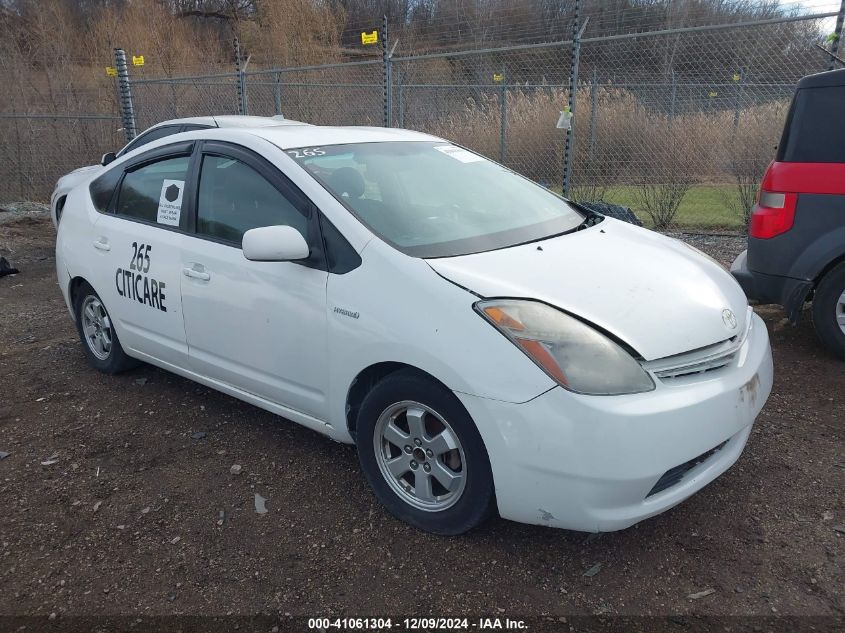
[569,202,605,231]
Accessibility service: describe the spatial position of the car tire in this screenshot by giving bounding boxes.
[73,281,138,374]
[356,369,496,535]
[812,262,845,360]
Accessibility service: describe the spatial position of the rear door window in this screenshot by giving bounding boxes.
[89,167,123,213]
[778,86,845,163]
[115,156,191,229]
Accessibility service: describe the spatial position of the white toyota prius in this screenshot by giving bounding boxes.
[54,124,773,535]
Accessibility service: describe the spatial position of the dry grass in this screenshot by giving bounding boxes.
[413,85,787,228]
[717,102,788,223]
[0,0,344,201]
[0,1,791,219]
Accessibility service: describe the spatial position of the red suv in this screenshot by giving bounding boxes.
[731,68,845,358]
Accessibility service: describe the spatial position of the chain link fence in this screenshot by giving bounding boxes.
[242,61,385,126]
[2,5,843,233]
[569,15,835,230]
[0,114,123,203]
[132,73,241,131]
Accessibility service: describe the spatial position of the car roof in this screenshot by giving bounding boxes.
[797,68,845,90]
[153,115,308,129]
[244,125,440,149]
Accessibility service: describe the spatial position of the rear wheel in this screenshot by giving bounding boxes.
[812,262,845,360]
[356,370,496,535]
[74,282,138,374]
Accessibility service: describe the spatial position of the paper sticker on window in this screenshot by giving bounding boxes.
[157,179,184,226]
[433,145,485,163]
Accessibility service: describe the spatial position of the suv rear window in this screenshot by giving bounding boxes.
[778,86,845,163]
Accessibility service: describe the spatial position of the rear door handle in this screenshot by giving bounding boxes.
[183,266,211,281]
[92,238,110,252]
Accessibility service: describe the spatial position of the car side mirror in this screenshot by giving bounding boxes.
[242,225,310,262]
[101,152,117,166]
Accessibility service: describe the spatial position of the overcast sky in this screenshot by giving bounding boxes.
[792,0,841,32]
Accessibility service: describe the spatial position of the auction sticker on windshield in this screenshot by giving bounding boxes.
[433,145,485,163]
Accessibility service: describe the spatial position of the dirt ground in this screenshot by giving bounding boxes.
[1,217,843,623]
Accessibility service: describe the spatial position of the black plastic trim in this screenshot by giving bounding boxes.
[190,140,326,271]
[108,144,195,235]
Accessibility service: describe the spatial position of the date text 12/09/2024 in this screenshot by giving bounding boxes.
[307,618,527,630]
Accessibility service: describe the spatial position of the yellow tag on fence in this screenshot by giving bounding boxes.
[708,90,718,97]
[132,55,145,66]
[361,30,379,45]
[105,66,117,76]
[732,73,741,82]
[493,73,504,83]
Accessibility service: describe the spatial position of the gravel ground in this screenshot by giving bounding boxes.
[665,231,747,268]
[1,218,843,625]
[0,201,50,225]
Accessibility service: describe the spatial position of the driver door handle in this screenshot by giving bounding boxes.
[92,238,110,252]
[183,265,211,281]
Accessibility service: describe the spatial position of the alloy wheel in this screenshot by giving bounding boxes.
[81,295,113,360]
[373,400,467,512]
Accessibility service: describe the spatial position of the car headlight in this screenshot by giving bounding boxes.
[476,299,655,395]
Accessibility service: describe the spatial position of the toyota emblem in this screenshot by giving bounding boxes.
[722,308,738,330]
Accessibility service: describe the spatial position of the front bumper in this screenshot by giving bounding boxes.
[457,312,773,532]
[730,249,812,323]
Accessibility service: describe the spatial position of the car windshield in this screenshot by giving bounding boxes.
[286,141,584,257]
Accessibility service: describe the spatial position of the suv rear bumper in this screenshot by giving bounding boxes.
[730,249,812,322]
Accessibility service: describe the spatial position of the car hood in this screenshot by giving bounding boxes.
[425,219,749,361]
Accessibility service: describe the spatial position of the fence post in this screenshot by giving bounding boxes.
[831,0,845,71]
[588,68,598,162]
[273,71,283,116]
[113,48,137,142]
[397,66,404,128]
[733,67,745,131]
[169,82,178,119]
[234,38,247,115]
[562,0,582,198]
[499,72,507,164]
[382,15,392,127]
[669,69,677,125]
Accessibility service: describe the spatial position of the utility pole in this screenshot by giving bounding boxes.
[234,38,247,115]
[562,0,584,198]
[113,48,137,142]
[382,15,392,127]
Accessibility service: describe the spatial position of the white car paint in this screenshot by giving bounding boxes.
[427,220,750,361]
[54,124,773,533]
[50,115,308,227]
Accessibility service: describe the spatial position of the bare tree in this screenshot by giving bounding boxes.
[635,117,697,230]
[718,103,785,225]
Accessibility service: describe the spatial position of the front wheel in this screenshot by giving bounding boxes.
[812,263,845,360]
[356,370,496,535]
[73,282,138,374]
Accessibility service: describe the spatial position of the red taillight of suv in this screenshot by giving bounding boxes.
[749,189,797,239]
[749,161,845,239]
